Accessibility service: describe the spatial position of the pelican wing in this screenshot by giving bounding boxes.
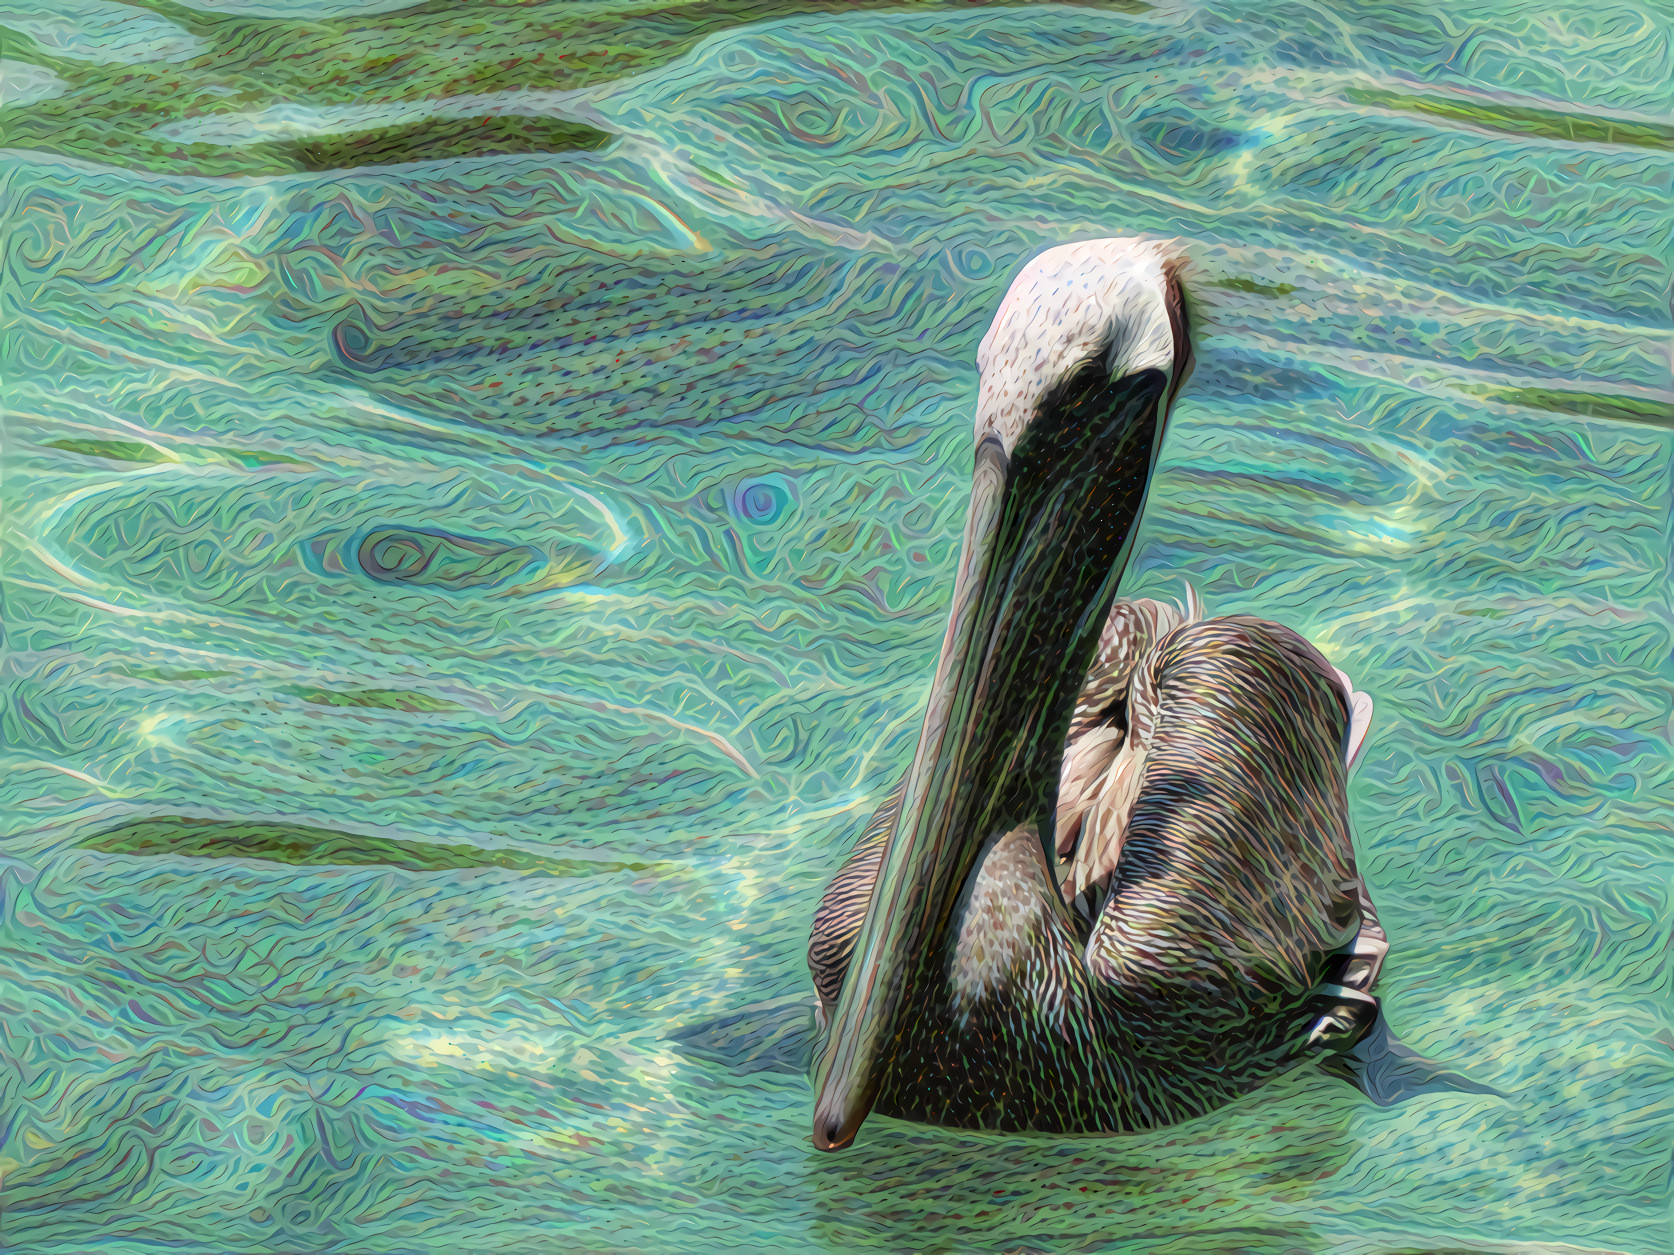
[1057,590,1201,895]
[1054,724,1125,859]
[1333,666,1375,771]
[1061,650,1159,903]
[1064,598,1185,741]
[1082,616,1362,1020]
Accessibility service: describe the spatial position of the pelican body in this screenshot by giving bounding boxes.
[805,240,1409,1151]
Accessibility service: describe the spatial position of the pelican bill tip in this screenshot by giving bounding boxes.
[810,1102,862,1152]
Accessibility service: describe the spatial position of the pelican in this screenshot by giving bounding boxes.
[800,238,1492,1151]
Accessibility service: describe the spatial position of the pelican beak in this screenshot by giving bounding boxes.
[811,294,1188,1150]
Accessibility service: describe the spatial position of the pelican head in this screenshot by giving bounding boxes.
[811,238,1192,1151]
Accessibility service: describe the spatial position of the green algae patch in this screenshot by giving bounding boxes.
[1211,278,1297,299]
[116,667,235,682]
[46,438,311,469]
[285,686,464,713]
[82,817,664,877]
[206,447,312,468]
[1473,386,1672,429]
[1346,88,1674,149]
[2,0,1147,177]
[46,439,175,465]
[262,115,613,171]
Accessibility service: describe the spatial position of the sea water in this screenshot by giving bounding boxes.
[2,1,1672,1251]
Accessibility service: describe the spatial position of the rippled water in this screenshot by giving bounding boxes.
[3,1,1673,1251]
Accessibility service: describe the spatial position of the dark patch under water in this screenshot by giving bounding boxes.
[354,527,543,590]
[1347,87,1674,149]
[47,438,311,468]
[46,438,170,464]
[281,686,464,713]
[1212,278,1298,299]
[668,999,819,1075]
[1475,385,1673,429]
[81,817,664,878]
[260,115,614,171]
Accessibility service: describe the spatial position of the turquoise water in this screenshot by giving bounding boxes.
[3,1,1673,1251]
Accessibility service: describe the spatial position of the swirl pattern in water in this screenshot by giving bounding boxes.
[1,0,1671,1251]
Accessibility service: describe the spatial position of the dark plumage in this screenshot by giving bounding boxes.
[810,612,1382,1134]
[801,239,1463,1152]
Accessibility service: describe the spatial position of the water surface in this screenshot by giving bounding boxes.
[2,1,1672,1251]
